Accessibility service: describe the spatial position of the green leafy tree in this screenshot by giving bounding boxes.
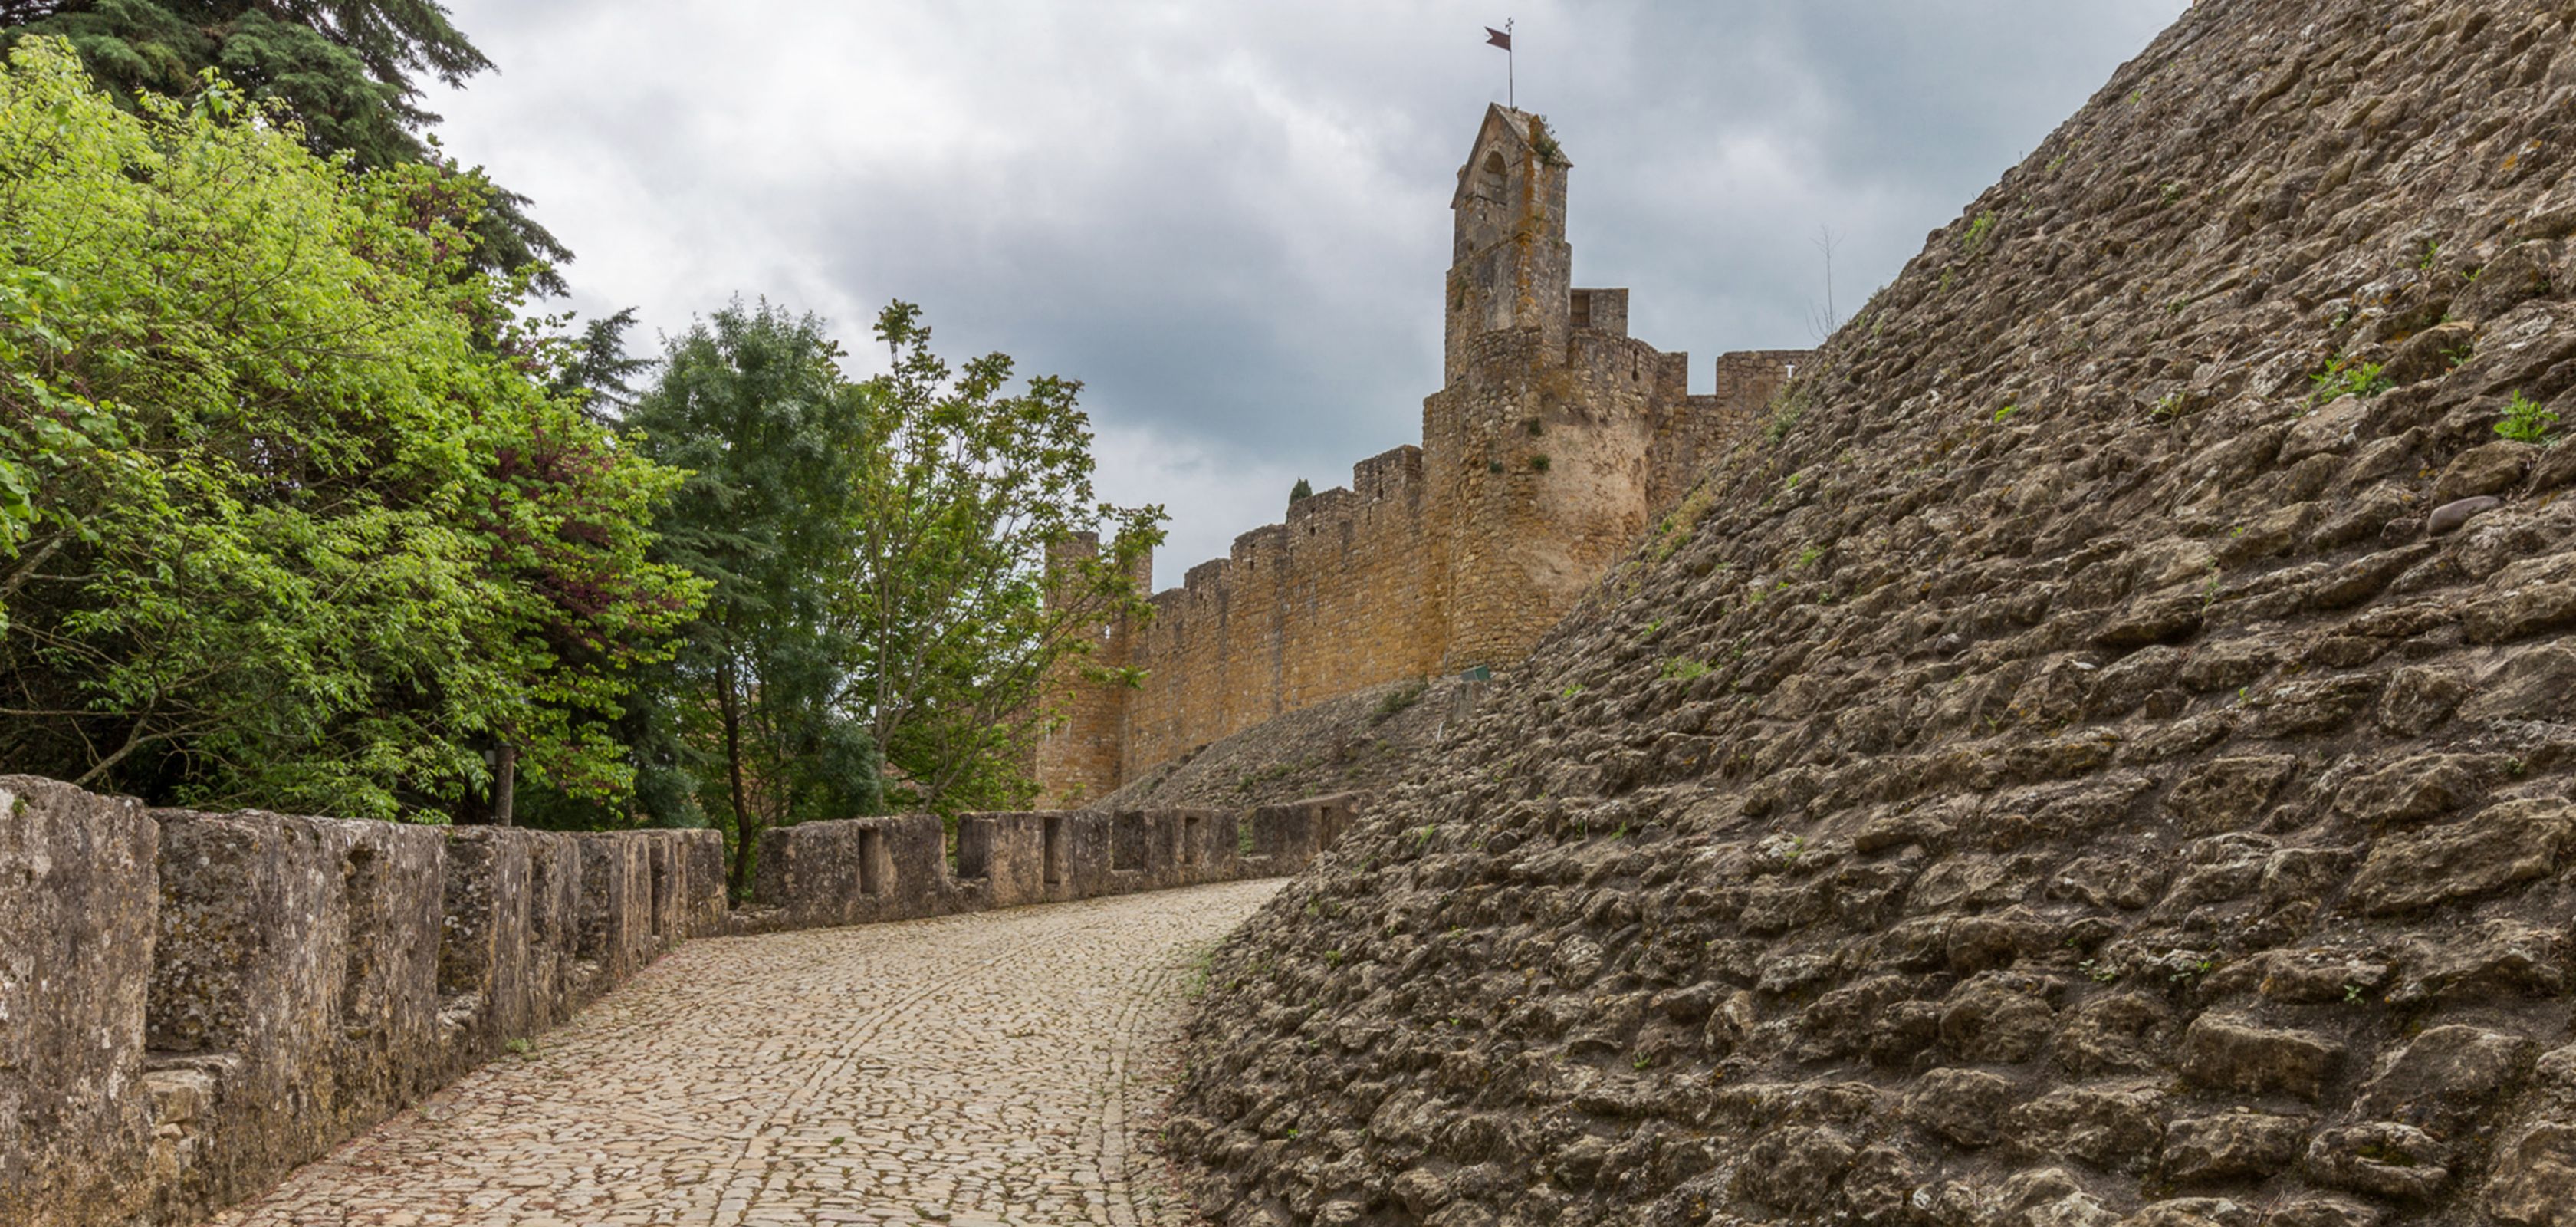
[1290,476,1313,504]
[1,0,568,289]
[623,301,884,894]
[0,38,698,816]
[852,301,1165,814]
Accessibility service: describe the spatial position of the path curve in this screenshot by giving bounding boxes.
[209,879,1282,1227]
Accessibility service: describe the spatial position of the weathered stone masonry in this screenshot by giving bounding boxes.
[0,774,1359,1227]
[1036,107,1811,805]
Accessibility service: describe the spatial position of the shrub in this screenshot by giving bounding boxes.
[1368,679,1428,726]
[2496,391,2559,444]
[1963,211,1998,253]
[2308,356,2392,405]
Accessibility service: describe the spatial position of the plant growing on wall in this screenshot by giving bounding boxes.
[1529,123,1568,168]
[2496,390,2558,444]
[1963,211,1998,254]
[2308,354,2393,404]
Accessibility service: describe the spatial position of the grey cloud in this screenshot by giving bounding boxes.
[429,0,2187,572]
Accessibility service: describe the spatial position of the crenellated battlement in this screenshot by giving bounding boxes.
[1032,107,1813,804]
[1347,443,1424,505]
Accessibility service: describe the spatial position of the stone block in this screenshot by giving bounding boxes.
[2180,1014,2344,1101]
[574,834,656,995]
[436,827,536,1073]
[1309,791,1368,853]
[2164,1110,2310,1183]
[753,814,958,928]
[2349,800,2575,914]
[0,775,159,1227]
[1570,286,1628,337]
[2487,1120,2576,1225]
[1242,791,1372,877]
[958,812,1051,907]
[2306,1121,2452,1200]
[671,828,729,937]
[2002,1084,2163,1171]
[1105,809,1177,893]
[1243,801,1316,877]
[1905,1067,2013,1147]
[1175,808,1238,884]
[146,805,447,1212]
[2353,1025,2538,1139]
[1047,810,1116,902]
[524,831,587,1012]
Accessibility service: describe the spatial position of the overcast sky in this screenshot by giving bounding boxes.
[424,0,2190,578]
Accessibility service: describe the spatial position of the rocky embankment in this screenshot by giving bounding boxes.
[1172,2,2576,1224]
[1094,678,1467,813]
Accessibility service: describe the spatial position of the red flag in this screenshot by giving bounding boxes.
[1486,26,1511,50]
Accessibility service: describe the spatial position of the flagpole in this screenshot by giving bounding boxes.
[1507,18,1515,109]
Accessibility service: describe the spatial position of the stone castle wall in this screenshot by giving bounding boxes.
[1040,337,1803,804]
[0,773,1357,1227]
[1109,445,1442,786]
[1030,535,1145,804]
[1648,347,1811,510]
[1424,326,1697,672]
[1169,3,2576,1220]
[1032,106,1812,806]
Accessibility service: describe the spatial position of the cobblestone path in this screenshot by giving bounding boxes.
[210,880,1283,1227]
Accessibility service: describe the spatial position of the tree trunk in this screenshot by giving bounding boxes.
[493,743,517,827]
[721,662,757,900]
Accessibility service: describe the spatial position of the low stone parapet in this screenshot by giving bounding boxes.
[0,775,1358,1227]
[1243,791,1369,877]
[0,777,159,1227]
[748,812,968,929]
[955,811,1070,906]
[146,806,449,1213]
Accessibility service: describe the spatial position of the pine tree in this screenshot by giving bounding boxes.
[550,307,654,420]
[1290,477,1314,505]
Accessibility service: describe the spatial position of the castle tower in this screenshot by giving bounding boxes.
[1424,107,1692,673]
[1444,107,1572,384]
[1028,531,1143,808]
[1024,105,1811,805]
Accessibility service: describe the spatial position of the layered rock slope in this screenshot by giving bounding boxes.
[1093,678,1467,813]
[1171,2,2576,1224]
